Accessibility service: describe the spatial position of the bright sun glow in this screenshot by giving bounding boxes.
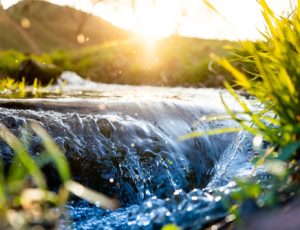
[2,0,294,40]
[132,0,180,40]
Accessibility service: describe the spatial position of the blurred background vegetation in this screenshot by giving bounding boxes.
[0,0,239,87]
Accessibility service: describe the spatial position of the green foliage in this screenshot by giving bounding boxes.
[69,36,234,86]
[0,123,118,228]
[216,0,300,218]
[219,0,300,164]
[0,1,128,53]
[0,50,52,79]
[162,224,181,230]
[0,77,53,98]
[0,77,26,97]
[0,37,235,87]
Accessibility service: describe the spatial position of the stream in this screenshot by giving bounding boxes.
[0,72,256,229]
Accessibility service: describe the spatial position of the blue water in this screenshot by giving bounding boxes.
[0,73,256,229]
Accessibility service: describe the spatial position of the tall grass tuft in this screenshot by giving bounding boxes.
[207,0,300,220]
[0,123,118,229]
[218,0,300,177]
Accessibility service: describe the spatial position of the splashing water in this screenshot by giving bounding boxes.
[0,72,255,229]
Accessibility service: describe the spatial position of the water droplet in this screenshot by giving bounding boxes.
[146,201,152,208]
[145,190,151,195]
[215,196,222,202]
[191,196,198,201]
[205,216,211,221]
[166,211,171,216]
[95,201,101,207]
[109,178,114,183]
[174,189,182,195]
[131,143,135,148]
[253,135,263,148]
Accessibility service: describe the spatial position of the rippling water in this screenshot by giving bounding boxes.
[0,72,256,229]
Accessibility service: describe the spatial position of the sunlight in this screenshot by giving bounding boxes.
[132,0,180,41]
[1,0,294,40]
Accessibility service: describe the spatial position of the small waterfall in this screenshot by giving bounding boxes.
[0,73,255,229]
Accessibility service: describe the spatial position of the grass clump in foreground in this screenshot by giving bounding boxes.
[214,0,300,222]
[180,0,300,227]
[0,123,118,229]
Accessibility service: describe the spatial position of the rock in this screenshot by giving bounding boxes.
[18,59,62,85]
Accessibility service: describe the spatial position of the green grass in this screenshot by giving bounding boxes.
[0,123,118,228]
[177,0,300,223]
[219,0,300,168]
[0,36,236,87]
[214,0,300,220]
[0,1,237,87]
[0,1,129,53]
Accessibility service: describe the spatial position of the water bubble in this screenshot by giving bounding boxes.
[146,201,152,208]
[205,216,211,221]
[215,196,222,202]
[174,189,183,195]
[131,143,135,148]
[95,201,101,207]
[191,196,198,201]
[253,135,263,149]
[109,178,114,183]
[200,116,207,121]
[166,211,171,216]
[145,190,151,196]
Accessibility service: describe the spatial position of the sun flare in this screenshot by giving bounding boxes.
[2,0,294,41]
[132,0,180,40]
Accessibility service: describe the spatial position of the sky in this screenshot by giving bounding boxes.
[1,0,295,40]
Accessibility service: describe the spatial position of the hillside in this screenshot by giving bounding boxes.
[0,1,238,87]
[69,36,236,87]
[0,36,237,87]
[0,0,130,53]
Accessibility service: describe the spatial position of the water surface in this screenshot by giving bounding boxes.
[0,72,255,229]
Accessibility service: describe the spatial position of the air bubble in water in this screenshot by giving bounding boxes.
[95,201,100,207]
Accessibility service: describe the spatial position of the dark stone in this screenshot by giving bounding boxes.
[18,59,62,85]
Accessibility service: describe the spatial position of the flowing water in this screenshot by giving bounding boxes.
[0,72,256,229]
